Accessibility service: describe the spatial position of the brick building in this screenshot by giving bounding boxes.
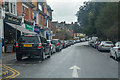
[1,1,53,53]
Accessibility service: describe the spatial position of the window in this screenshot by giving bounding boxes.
[10,3,13,13]
[5,2,9,12]
[22,5,29,20]
[33,12,36,20]
[5,2,16,14]
[26,8,28,20]
[38,4,42,11]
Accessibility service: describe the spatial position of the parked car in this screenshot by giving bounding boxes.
[16,35,51,61]
[88,40,95,47]
[69,40,74,45]
[61,41,66,48]
[110,42,120,60]
[51,39,62,52]
[73,40,77,44]
[94,41,101,48]
[47,40,56,54]
[97,41,114,51]
[81,38,85,42]
[64,40,68,47]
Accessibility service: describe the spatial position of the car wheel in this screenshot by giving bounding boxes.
[109,51,112,58]
[48,50,51,58]
[114,52,118,60]
[16,54,22,61]
[54,48,56,53]
[40,51,46,61]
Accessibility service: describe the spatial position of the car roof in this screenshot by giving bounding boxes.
[47,40,51,41]
[116,42,120,44]
[52,39,59,40]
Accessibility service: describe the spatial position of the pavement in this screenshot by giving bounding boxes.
[2,42,119,79]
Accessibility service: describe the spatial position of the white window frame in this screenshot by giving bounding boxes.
[8,2,16,15]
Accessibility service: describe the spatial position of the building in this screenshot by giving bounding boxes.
[73,33,86,38]
[1,1,53,53]
[52,21,73,40]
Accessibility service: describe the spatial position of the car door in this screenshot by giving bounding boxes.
[112,43,118,57]
[44,39,50,55]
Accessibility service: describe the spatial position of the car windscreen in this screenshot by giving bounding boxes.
[52,40,58,44]
[105,41,113,44]
[47,41,51,43]
[18,36,39,43]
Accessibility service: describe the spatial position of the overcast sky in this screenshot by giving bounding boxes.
[47,0,89,24]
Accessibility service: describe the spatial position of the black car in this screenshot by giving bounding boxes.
[51,39,62,52]
[16,35,51,61]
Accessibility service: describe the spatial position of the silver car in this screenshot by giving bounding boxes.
[47,40,56,54]
[110,42,120,60]
[97,41,114,51]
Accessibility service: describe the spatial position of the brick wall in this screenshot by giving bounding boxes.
[28,8,32,21]
[0,0,4,5]
[17,2,22,17]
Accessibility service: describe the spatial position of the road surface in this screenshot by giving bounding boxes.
[3,42,118,78]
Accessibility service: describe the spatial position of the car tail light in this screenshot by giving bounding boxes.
[38,43,42,49]
[16,43,19,48]
[26,35,32,37]
[111,44,114,47]
[118,48,120,50]
[18,52,22,54]
[50,44,52,47]
[56,43,59,46]
[101,44,104,46]
[34,52,38,54]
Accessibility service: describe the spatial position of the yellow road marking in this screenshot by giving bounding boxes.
[2,65,20,78]
[2,65,16,78]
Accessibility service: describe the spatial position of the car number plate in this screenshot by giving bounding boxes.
[106,46,110,47]
[24,44,32,47]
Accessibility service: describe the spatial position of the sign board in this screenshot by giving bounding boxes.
[25,24,33,31]
[4,13,21,25]
[34,26,40,34]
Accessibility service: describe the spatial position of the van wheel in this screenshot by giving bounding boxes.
[16,54,22,61]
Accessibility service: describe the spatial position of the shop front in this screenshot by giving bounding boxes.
[4,13,22,53]
[46,29,51,40]
[3,14,37,53]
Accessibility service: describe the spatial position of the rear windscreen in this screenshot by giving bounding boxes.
[105,42,112,44]
[52,40,58,44]
[18,36,39,43]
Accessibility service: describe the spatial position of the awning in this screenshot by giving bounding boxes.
[6,22,37,35]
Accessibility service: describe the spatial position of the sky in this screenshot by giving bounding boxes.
[47,0,89,24]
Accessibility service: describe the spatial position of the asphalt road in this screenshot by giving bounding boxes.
[3,42,119,78]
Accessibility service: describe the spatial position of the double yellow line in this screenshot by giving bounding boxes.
[2,64,20,78]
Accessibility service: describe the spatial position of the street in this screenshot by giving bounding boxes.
[2,42,118,78]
